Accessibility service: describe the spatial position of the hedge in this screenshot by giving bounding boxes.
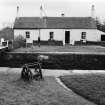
[0,52,105,70]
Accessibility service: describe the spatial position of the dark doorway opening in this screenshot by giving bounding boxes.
[101,35,105,41]
[65,31,70,44]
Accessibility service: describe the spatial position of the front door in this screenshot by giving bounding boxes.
[101,35,105,41]
[65,31,70,44]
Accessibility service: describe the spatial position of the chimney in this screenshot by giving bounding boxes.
[91,5,95,19]
[43,17,47,28]
[40,5,47,28]
[40,5,43,19]
[16,6,19,18]
[61,13,65,17]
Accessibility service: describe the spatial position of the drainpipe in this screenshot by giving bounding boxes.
[38,29,41,47]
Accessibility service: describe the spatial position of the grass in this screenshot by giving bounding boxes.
[12,45,105,53]
[60,74,105,105]
[0,72,94,105]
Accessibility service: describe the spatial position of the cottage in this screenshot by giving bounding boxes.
[13,16,105,45]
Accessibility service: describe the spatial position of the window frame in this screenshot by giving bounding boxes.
[26,31,30,39]
[81,32,86,40]
[49,32,54,40]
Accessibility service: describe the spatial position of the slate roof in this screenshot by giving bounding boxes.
[13,17,97,29]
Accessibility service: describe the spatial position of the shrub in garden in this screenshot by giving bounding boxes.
[13,35,26,49]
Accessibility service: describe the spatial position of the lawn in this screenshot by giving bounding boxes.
[12,45,105,54]
[0,72,94,105]
[60,74,105,105]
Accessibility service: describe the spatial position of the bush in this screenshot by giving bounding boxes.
[33,40,63,46]
[13,35,26,49]
[75,41,105,46]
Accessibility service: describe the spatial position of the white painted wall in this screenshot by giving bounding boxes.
[14,29,39,43]
[40,29,65,45]
[70,29,98,44]
[41,29,99,45]
[97,30,105,41]
[14,29,101,45]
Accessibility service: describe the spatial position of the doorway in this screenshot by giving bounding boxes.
[65,31,70,44]
[101,35,105,41]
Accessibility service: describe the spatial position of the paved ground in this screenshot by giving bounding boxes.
[46,77,96,105]
[0,67,105,76]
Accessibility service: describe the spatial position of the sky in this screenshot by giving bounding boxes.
[0,0,105,29]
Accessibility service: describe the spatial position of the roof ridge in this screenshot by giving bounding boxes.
[17,16,92,18]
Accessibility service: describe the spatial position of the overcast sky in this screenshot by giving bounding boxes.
[0,0,105,29]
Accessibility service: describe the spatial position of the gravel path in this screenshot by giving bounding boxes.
[0,67,105,76]
[44,77,96,105]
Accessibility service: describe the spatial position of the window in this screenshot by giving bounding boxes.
[26,31,30,38]
[81,32,86,39]
[49,32,54,40]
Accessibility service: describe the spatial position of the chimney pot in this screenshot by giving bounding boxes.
[91,5,95,19]
[16,6,19,18]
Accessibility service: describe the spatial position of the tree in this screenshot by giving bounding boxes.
[95,17,105,32]
[0,27,14,40]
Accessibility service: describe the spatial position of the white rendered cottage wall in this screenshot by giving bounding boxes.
[40,29,99,45]
[40,29,65,45]
[14,29,39,43]
[14,29,66,45]
[70,29,98,44]
[14,29,99,45]
[97,30,105,41]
